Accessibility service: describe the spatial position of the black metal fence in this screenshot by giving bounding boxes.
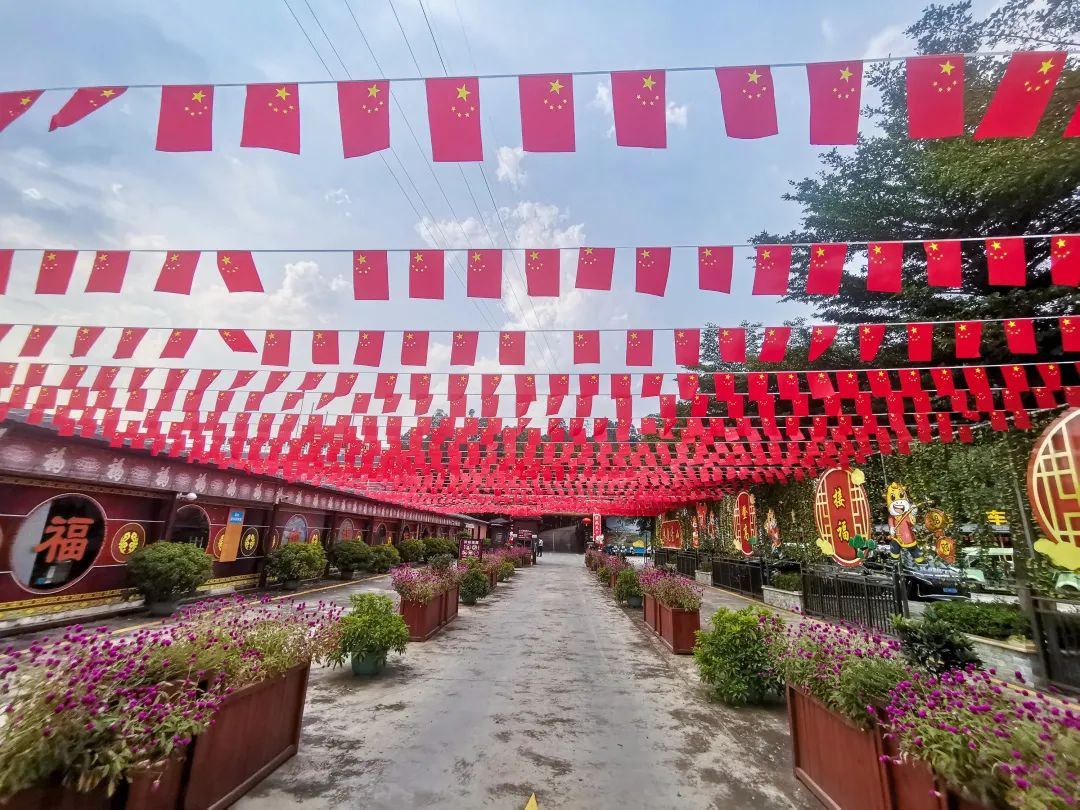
[675,551,698,577]
[800,567,907,634]
[711,557,765,600]
[653,548,679,568]
[1032,596,1080,694]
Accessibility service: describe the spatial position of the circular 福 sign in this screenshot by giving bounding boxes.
[814,467,872,567]
[1028,408,1080,572]
[239,527,260,557]
[109,522,146,562]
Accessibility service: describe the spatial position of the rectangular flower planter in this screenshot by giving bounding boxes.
[643,593,657,630]
[487,570,498,591]
[609,572,618,588]
[401,587,457,641]
[655,603,700,654]
[443,585,459,625]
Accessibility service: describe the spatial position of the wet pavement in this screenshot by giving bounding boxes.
[239,553,815,810]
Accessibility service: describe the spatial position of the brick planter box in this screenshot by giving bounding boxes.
[401,588,458,641]
[652,602,700,654]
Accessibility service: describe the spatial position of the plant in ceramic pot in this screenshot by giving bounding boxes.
[327,593,409,676]
[126,540,215,616]
[328,539,372,578]
[614,567,643,607]
[266,542,326,589]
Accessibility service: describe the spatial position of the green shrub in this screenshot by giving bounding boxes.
[497,559,515,581]
[369,543,401,573]
[126,541,214,603]
[428,553,454,573]
[424,536,459,560]
[892,615,981,675]
[923,601,1031,641]
[770,572,802,592]
[327,593,409,667]
[459,567,489,605]
[328,539,372,574]
[595,564,611,584]
[396,539,426,563]
[693,607,786,706]
[614,567,642,602]
[267,542,326,583]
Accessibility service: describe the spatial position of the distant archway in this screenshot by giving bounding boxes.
[170,505,211,549]
[374,523,388,545]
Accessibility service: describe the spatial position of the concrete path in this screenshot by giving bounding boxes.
[239,553,815,810]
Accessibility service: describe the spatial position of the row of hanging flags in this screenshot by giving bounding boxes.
[4,235,1079,298]
[2,52,1077,153]
[3,316,1077,365]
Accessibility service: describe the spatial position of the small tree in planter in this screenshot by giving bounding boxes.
[327,593,409,676]
[126,541,214,616]
[328,539,372,578]
[693,607,786,706]
[459,564,490,606]
[266,542,326,590]
[614,567,643,607]
[497,558,515,581]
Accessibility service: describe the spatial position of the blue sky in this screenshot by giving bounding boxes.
[0,0,1001,422]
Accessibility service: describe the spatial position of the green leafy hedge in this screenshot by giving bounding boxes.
[127,541,214,603]
[923,601,1032,641]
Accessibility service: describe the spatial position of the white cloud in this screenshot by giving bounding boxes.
[21,188,42,201]
[324,188,351,206]
[592,81,613,114]
[495,146,527,190]
[821,18,836,42]
[666,101,688,128]
[863,24,909,59]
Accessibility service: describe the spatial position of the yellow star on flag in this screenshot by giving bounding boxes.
[928,242,939,252]
[641,249,650,258]
[642,75,656,90]
[1056,238,1066,248]
[839,67,853,82]
[367,84,381,98]
[940,61,955,75]
[275,87,291,100]
[456,84,471,101]
[816,247,826,257]
[991,241,1002,250]
[747,70,762,84]
[529,250,539,260]
[1038,59,1055,75]
[19,96,32,106]
[873,245,882,254]
[703,247,713,257]
[762,249,771,259]
[192,90,206,103]
[221,255,232,266]
[101,89,116,98]
[356,254,367,265]
[549,79,564,94]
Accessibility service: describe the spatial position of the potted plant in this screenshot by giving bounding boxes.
[459,564,490,606]
[651,573,703,654]
[497,557,515,581]
[267,542,326,589]
[693,607,786,706]
[327,593,409,676]
[614,567,643,608]
[126,540,214,616]
[391,565,454,640]
[328,539,372,579]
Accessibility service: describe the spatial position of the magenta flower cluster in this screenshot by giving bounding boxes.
[638,566,703,611]
[390,564,457,603]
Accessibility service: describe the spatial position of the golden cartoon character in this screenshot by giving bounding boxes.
[886,482,923,563]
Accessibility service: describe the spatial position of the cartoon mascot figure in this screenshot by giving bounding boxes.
[886,482,924,563]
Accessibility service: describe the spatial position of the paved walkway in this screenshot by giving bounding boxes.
[240,553,814,809]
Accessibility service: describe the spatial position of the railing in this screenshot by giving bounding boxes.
[801,567,907,634]
[675,551,698,577]
[711,557,764,600]
[1032,596,1080,694]
[653,548,679,568]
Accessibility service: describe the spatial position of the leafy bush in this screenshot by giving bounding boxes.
[428,553,454,573]
[327,593,409,667]
[693,608,786,706]
[266,542,326,583]
[426,536,459,559]
[770,572,802,592]
[923,601,1031,641]
[892,615,981,675]
[369,543,401,573]
[497,559,515,581]
[614,567,642,602]
[328,539,372,574]
[126,541,214,603]
[595,563,611,584]
[396,539,427,563]
[459,567,490,605]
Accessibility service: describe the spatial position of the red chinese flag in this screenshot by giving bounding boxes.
[719,328,746,363]
[400,331,429,366]
[467,249,502,299]
[49,87,126,131]
[354,330,385,366]
[1066,101,1080,137]
[715,66,778,139]
[808,325,838,361]
[576,247,615,290]
[866,242,903,293]
[906,56,964,139]
[451,331,478,365]
[35,250,77,294]
[759,327,790,363]
[859,324,886,361]
[0,249,11,294]
[262,330,291,366]
[674,329,701,366]
[525,249,560,296]
[409,250,444,299]
[448,374,469,398]
[975,52,1066,139]
[625,330,653,366]
[338,80,390,158]
[241,84,300,154]
[954,321,982,359]
[311,330,340,365]
[924,240,962,287]
[85,251,129,293]
[1051,236,1080,286]
[610,374,632,398]
[549,374,570,396]
[1061,317,1080,352]
[352,251,389,300]
[519,74,575,152]
[218,329,257,353]
[1003,319,1036,354]
[573,330,600,364]
[806,61,862,145]
[986,238,1026,286]
[216,251,263,293]
[375,373,399,399]
[155,251,200,294]
[499,332,526,365]
[156,86,214,152]
[1,90,43,133]
[907,323,933,362]
[611,70,666,148]
[113,328,147,360]
[426,77,482,162]
[806,243,847,295]
[752,245,792,295]
[160,328,197,359]
[72,326,105,357]
[698,246,733,293]
[635,247,671,296]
